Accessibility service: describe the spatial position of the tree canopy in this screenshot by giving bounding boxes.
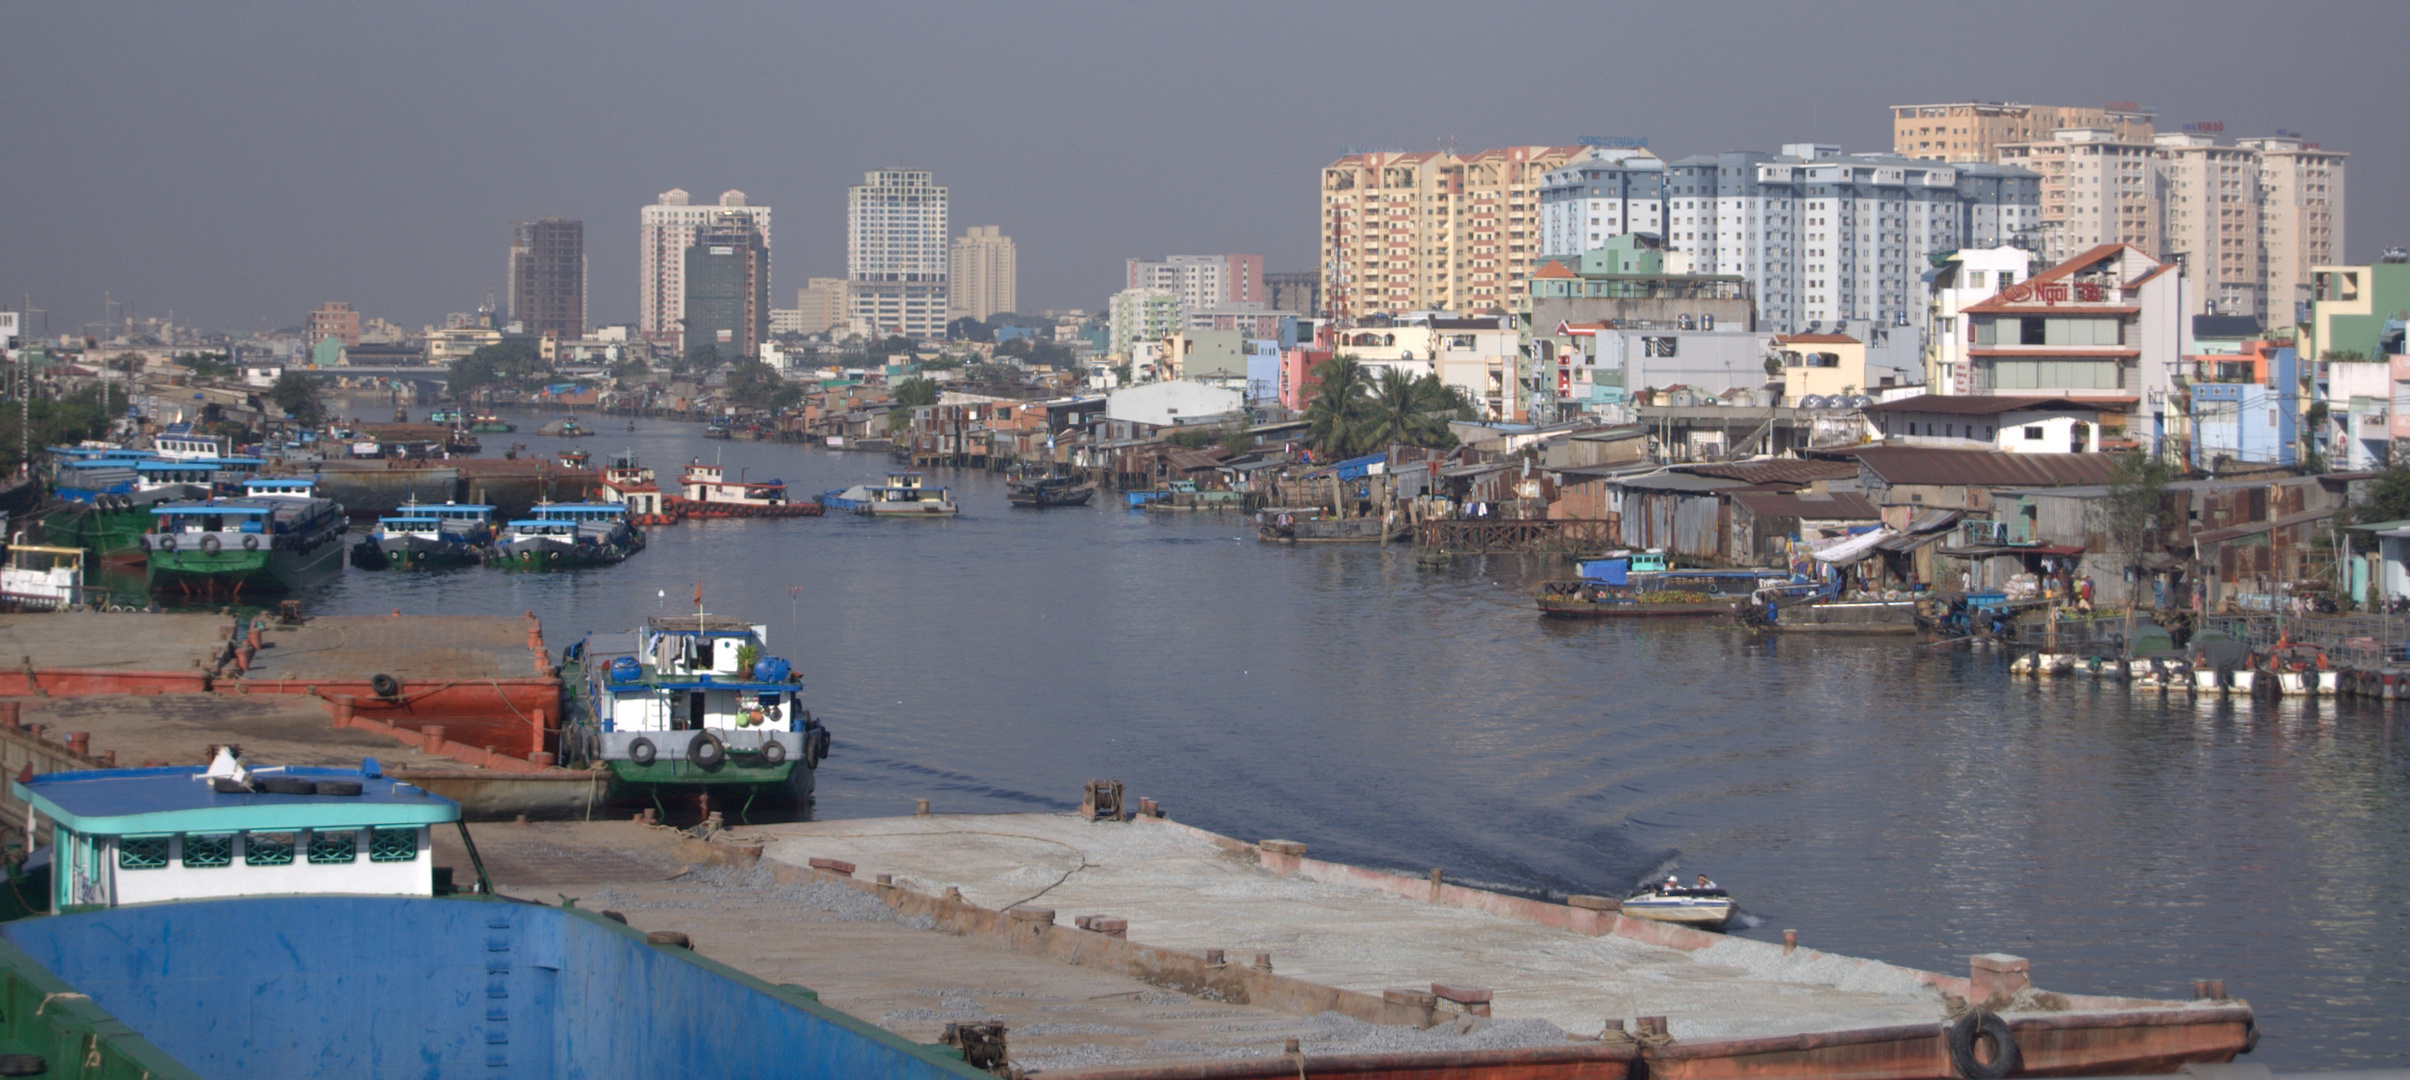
[1303,355,1465,459]
[268,370,326,426]
[447,340,550,397]
[892,376,940,408]
[723,361,802,412]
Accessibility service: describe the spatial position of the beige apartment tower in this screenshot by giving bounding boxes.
[1996,129,2166,267]
[1319,145,1582,321]
[950,226,1016,322]
[1891,102,2155,162]
[2246,137,2347,322]
[792,278,849,337]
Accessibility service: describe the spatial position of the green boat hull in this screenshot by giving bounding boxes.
[603,759,814,809]
[147,540,341,596]
[43,506,153,563]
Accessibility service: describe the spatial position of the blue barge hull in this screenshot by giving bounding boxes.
[0,895,989,1079]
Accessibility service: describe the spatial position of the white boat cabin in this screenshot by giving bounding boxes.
[13,759,460,909]
[679,461,790,506]
[583,615,808,762]
[0,543,89,610]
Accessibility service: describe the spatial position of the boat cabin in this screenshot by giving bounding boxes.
[583,616,808,745]
[679,461,790,505]
[531,502,631,524]
[149,502,274,542]
[149,426,230,462]
[13,763,459,910]
[243,477,319,499]
[53,458,143,499]
[373,515,447,541]
[503,519,582,542]
[0,543,89,610]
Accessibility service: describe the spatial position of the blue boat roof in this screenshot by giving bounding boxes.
[58,459,138,471]
[611,679,795,693]
[153,503,271,515]
[15,765,458,834]
[535,503,628,512]
[418,503,495,513]
[507,518,580,528]
[378,516,444,525]
[245,478,318,489]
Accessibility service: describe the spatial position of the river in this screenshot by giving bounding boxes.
[281,407,2406,1067]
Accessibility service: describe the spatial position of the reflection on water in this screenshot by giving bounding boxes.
[269,408,2407,1066]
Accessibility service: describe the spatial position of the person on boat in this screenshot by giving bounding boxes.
[1694,873,1718,891]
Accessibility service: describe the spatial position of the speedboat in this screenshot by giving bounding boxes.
[1620,878,1734,928]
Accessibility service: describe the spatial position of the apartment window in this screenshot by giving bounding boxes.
[2023,425,2044,440]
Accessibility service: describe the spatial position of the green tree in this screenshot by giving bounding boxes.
[2093,451,2178,641]
[268,370,326,425]
[724,361,802,411]
[1351,369,1464,454]
[174,352,235,379]
[0,385,113,474]
[608,356,650,383]
[1303,355,1374,458]
[447,340,549,398]
[892,376,940,408]
[677,342,724,376]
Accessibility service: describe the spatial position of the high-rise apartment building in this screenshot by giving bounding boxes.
[1996,129,2166,268]
[2245,137,2347,322]
[1320,146,1582,321]
[847,169,950,339]
[1126,255,1263,314]
[1108,288,1182,357]
[1264,271,1321,318]
[1538,144,2040,333]
[1890,101,2156,163]
[640,189,772,345]
[307,302,361,347]
[2155,133,2268,319]
[950,226,1017,322]
[508,218,585,338]
[682,212,771,360]
[793,278,849,337]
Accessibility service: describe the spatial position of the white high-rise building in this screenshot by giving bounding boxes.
[1538,144,2040,334]
[848,169,950,339]
[639,189,771,345]
[950,226,1017,322]
[1125,255,1263,314]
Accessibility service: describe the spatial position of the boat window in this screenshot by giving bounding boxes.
[118,835,171,870]
[245,831,296,866]
[308,829,358,865]
[368,828,419,863]
[183,833,235,868]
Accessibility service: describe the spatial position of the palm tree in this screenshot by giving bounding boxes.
[1303,355,1373,458]
[1353,369,1464,453]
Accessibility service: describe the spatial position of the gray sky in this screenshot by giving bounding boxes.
[5,1,2399,336]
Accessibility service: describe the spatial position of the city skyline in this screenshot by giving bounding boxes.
[2,1,2400,334]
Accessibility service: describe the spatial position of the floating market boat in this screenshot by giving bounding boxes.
[1007,473,1096,508]
[348,500,496,570]
[1741,582,1920,634]
[819,473,958,516]
[565,612,831,811]
[1255,507,1408,543]
[0,756,976,1079]
[140,486,348,597]
[667,460,823,518]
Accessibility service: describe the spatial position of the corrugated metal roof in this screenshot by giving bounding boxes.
[1903,508,1965,534]
[1731,491,1879,520]
[1853,447,2122,488]
[1862,395,2130,416]
[1679,459,1859,485]
[1613,473,1750,493]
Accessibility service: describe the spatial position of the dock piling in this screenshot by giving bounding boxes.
[1784,929,1798,954]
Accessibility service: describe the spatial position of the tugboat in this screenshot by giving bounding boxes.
[141,480,348,597]
[350,500,496,569]
[538,417,592,437]
[598,452,676,525]
[1621,875,1735,928]
[818,472,958,517]
[665,460,823,518]
[565,609,831,812]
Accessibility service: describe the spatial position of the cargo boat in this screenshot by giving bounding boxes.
[139,483,348,597]
[1007,473,1095,508]
[486,502,642,569]
[1537,553,1764,618]
[0,760,983,1080]
[349,500,497,569]
[0,542,96,611]
[819,472,958,516]
[666,460,823,518]
[564,612,830,812]
[1742,582,1920,633]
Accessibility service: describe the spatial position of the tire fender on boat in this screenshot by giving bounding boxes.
[759,738,787,765]
[158,535,177,552]
[627,737,657,766]
[369,673,402,699]
[689,731,727,771]
[243,535,260,551]
[1944,1010,2020,1080]
[200,535,221,554]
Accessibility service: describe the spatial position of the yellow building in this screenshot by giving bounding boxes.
[1996,129,2165,266]
[949,226,1016,322]
[2243,137,2347,322]
[1775,333,1869,400]
[1890,102,2154,162]
[1319,145,1582,322]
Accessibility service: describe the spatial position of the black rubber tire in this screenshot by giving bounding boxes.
[313,780,363,797]
[689,731,726,771]
[759,739,787,765]
[626,737,656,766]
[810,727,831,764]
[1946,1010,2021,1079]
[158,535,176,552]
[243,535,260,551]
[369,673,401,699]
[258,777,315,796]
[0,1053,49,1076]
[201,535,221,554]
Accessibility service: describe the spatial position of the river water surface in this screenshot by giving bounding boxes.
[286,408,2406,1067]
